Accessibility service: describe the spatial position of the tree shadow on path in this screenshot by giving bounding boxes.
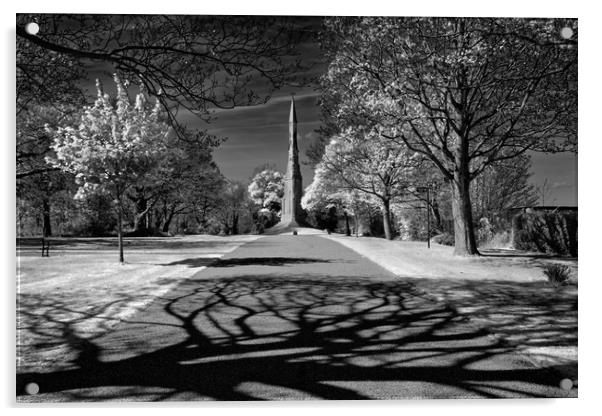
[17,275,574,401]
[160,257,332,268]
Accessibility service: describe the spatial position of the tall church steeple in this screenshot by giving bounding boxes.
[281,94,304,226]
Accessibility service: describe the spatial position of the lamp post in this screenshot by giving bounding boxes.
[417,185,431,248]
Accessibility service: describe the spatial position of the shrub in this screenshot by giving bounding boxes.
[476,217,495,244]
[512,210,577,256]
[543,263,572,286]
[433,232,454,246]
[305,204,338,232]
[198,218,222,235]
[251,221,265,235]
[483,230,512,249]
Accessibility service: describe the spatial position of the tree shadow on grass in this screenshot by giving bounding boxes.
[405,277,578,348]
[16,275,575,401]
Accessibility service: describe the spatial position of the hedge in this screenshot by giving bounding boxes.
[512,210,577,257]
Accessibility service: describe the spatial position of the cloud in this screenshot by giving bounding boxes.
[209,90,320,115]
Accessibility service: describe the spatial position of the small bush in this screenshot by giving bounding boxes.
[433,232,454,246]
[543,263,572,286]
[198,219,222,235]
[479,230,512,249]
[476,217,495,244]
[251,221,265,235]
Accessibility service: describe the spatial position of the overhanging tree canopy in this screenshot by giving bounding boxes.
[321,17,577,255]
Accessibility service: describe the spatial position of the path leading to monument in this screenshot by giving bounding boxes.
[17,235,574,401]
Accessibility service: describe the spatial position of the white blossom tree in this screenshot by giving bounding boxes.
[316,128,422,240]
[248,169,285,211]
[247,169,285,231]
[302,164,369,236]
[47,75,170,262]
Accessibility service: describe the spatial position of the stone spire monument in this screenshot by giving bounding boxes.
[280,95,304,226]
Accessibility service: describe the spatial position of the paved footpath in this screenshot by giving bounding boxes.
[17,235,575,401]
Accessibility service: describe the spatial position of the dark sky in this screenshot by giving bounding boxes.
[198,90,321,184]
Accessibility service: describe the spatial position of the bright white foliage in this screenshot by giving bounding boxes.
[302,164,348,210]
[320,127,420,202]
[248,169,284,208]
[47,75,170,202]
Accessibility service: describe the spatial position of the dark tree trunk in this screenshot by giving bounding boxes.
[162,210,176,233]
[42,198,51,237]
[154,210,163,230]
[430,196,443,233]
[232,213,239,235]
[451,167,479,256]
[382,198,393,240]
[344,211,351,236]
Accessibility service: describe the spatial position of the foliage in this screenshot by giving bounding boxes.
[512,210,578,257]
[48,75,170,201]
[17,105,77,180]
[322,129,421,201]
[318,128,423,239]
[246,168,285,232]
[248,169,285,211]
[146,130,225,234]
[476,218,495,244]
[198,217,225,236]
[543,264,572,287]
[16,15,312,240]
[64,193,119,237]
[47,75,171,261]
[303,162,383,235]
[16,105,81,237]
[433,233,455,246]
[471,155,538,230]
[215,181,249,235]
[320,17,577,254]
[17,189,119,238]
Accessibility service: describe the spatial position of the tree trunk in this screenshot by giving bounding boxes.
[133,197,148,232]
[162,210,175,233]
[117,205,124,263]
[356,214,370,236]
[430,196,443,233]
[154,210,163,230]
[344,211,351,236]
[42,198,52,237]
[450,171,479,256]
[382,198,393,240]
[232,213,239,235]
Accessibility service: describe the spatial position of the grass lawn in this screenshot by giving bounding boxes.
[322,233,578,380]
[16,234,259,373]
